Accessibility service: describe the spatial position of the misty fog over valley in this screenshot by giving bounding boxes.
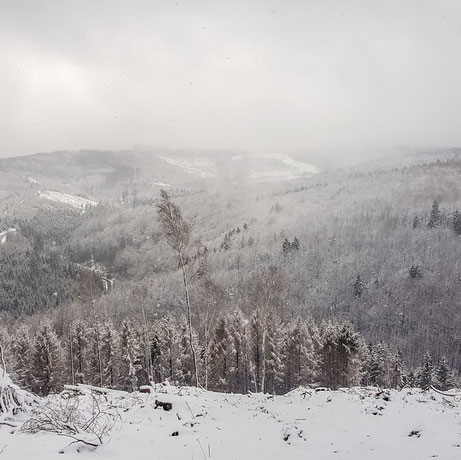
[1,1,461,459]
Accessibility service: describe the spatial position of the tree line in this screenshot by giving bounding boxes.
[0,309,454,397]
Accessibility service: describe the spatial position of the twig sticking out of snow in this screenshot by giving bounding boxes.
[21,390,120,448]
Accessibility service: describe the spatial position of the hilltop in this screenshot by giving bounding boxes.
[1,382,460,459]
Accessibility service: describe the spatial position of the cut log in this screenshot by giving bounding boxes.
[154,400,172,411]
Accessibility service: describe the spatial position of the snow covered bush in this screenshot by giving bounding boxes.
[20,386,121,448]
[0,366,39,420]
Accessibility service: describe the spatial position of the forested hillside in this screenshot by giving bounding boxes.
[0,149,460,394]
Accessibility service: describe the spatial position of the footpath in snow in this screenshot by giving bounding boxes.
[0,383,460,460]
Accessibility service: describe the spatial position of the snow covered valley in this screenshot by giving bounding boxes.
[1,383,460,460]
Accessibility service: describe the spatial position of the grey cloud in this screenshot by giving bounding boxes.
[1,0,461,161]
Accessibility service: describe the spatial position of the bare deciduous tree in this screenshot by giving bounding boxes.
[156,190,201,387]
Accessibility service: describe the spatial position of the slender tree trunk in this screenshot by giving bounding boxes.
[179,252,200,387]
[92,301,103,387]
[204,326,209,390]
[261,327,266,393]
[141,303,153,381]
[69,329,75,386]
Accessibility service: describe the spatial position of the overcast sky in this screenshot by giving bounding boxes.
[1,0,461,160]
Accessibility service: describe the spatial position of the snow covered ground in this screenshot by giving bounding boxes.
[38,191,98,209]
[0,227,16,245]
[1,384,460,459]
[160,157,217,178]
[232,153,318,181]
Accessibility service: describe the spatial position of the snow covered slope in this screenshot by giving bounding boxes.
[232,153,318,181]
[160,156,217,178]
[38,191,97,209]
[0,227,16,244]
[2,385,460,459]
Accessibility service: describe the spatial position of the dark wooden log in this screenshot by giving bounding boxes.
[154,400,172,411]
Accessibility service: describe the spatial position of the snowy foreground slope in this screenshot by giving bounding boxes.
[1,384,460,460]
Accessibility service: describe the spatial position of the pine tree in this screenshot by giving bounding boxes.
[319,321,364,389]
[86,324,104,387]
[405,371,416,387]
[0,327,12,376]
[208,317,231,391]
[453,210,461,235]
[409,265,423,280]
[227,309,249,394]
[150,322,164,383]
[428,200,441,228]
[175,321,196,386]
[100,321,118,388]
[353,274,366,299]
[417,352,434,389]
[221,234,232,251]
[249,308,265,392]
[69,319,88,384]
[435,356,453,391]
[362,343,391,388]
[283,317,318,391]
[11,325,33,390]
[263,312,284,394]
[118,319,139,391]
[282,238,291,255]
[31,320,63,396]
[151,315,180,383]
[412,215,421,229]
[390,349,407,389]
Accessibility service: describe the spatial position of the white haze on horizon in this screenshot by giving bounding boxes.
[1,0,461,163]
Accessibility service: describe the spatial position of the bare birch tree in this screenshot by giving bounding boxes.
[156,189,201,387]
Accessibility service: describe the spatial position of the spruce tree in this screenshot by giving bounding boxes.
[263,312,284,394]
[87,325,104,387]
[100,321,118,388]
[362,342,392,388]
[150,322,164,383]
[249,308,265,392]
[176,321,196,386]
[320,321,364,389]
[353,274,366,299]
[282,238,291,255]
[152,315,180,383]
[417,352,434,389]
[412,215,421,229]
[0,327,12,374]
[208,317,231,391]
[390,349,407,389]
[227,309,249,394]
[435,356,453,391]
[409,265,423,280]
[31,320,63,396]
[405,371,416,387]
[283,318,318,391]
[11,325,33,390]
[453,210,461,235]
[118,319,139,391]
[69,319,88,384]
[428,200,441,228]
